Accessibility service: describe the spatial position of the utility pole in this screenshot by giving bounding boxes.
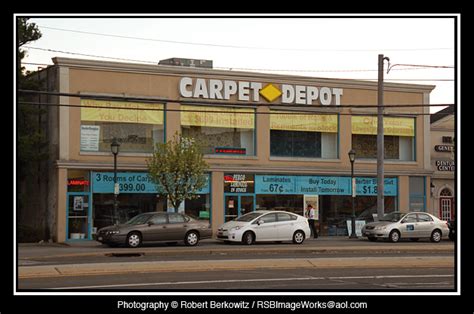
[377,54,389,220]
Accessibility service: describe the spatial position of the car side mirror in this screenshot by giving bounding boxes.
[257,220,264,225]
[147,221,154,226]
[400,220,406,224]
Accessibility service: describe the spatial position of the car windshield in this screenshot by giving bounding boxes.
[379,212,404,222]
[236,212,262,222]
[125,213,153,225]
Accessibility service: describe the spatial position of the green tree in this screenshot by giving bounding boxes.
[18,18,42,76]
[17,18,45,180]
[147,133,208,212]
[17,18,49,242]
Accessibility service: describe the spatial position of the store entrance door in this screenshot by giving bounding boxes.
[224,194,255,222]
[66,192,91,240]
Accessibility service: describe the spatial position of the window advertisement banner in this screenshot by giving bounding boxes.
[181,105,255,129]
[255,175,350,195]
[295,176,351,195]
[81,99,164,124]
[270,111,338,133]
[91,172,210,194]
[351,116,415,137]
[256,175,397,196]
[355,177,398,196]
[254,175,297,194]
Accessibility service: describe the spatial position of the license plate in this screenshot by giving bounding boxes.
[98,236,103,241]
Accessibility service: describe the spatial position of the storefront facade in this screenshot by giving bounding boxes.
[43,57,434,242]
[430,107,455,222]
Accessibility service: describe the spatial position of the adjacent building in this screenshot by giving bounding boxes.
[24,57,437,242]
[430,106,455,221]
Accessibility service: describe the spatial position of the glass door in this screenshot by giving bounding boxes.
[224,194,255,222]
[224,195,239,222]
[67,193,91,240]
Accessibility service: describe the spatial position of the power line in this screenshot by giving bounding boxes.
[23,46,156,64]
[22,46,455,75]
[20,62,454,82]
[37,24,455,52]
[18,89,455,109]
[387,63,454,74]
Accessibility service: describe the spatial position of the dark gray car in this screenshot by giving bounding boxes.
[96,212,212,248]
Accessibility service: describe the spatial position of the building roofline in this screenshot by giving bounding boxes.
[430,106,455,124]
[50,57,436,93]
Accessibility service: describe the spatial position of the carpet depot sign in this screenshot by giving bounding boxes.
[179,77,343,105]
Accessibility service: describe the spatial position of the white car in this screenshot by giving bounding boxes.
[361,211,450,243]
[216,210,311,245]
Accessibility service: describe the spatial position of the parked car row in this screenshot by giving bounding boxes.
[96,210,310,247]
[95,210,452,248]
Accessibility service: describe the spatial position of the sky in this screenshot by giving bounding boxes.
[21,15,457,112]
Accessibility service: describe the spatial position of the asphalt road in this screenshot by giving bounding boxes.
[19,263,454,290]
[17,238,456,291]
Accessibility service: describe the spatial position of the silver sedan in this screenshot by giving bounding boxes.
[361,212,449,243]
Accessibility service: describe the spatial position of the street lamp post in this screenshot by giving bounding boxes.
[348,149,357,239]
[111,138,120,225]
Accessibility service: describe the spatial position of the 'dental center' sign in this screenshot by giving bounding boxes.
[179,77,343,105]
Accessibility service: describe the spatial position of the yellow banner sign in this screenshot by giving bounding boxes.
[81,99,164,124]
[181,105,255,129]
[352,116,415,137]
[270,111,338,133]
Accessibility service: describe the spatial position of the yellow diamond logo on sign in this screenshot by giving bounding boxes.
[260,84,282,102]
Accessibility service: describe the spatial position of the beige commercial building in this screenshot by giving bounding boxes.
[36,57,436,242]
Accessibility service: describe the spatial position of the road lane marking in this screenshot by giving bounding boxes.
[50,274,454,290]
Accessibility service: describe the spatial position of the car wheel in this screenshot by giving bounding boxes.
[430,229,442,243]
[368,237,377,242]
[185,231,199,246]
[409,238,419,242]
[292,230,305,244]
[389,230,400,243]
[126,232,142,248]
[242,231,255,245]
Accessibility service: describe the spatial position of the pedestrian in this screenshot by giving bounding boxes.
[305,204,318,238]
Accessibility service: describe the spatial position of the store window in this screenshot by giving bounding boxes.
[92,194,166,230]
[184,194,211,221]
[320,195,396,236]
[256,194,304,215]
[351,116,415,161]
[270,111,338,158]
[181,105,255,155]
[409,176,426,212]
[80,99,165,153]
